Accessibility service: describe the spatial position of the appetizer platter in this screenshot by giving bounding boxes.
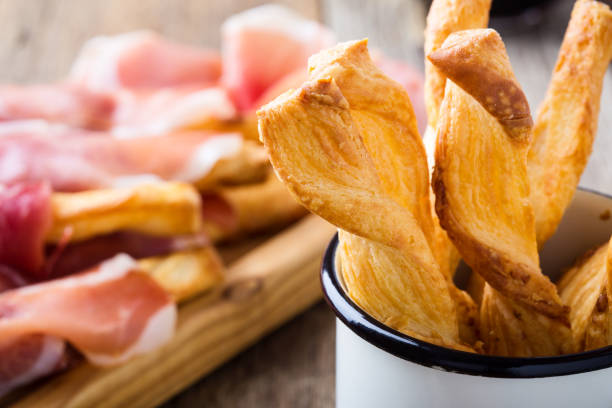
[0,4,428,406]
[259,0,612,359]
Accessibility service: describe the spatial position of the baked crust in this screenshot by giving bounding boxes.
[47,182,202,243]
[424,0,491,128]
[528,0,612,245]
[258,40,468,349]
[430,29,566,319]
[138,247,225,303]
[558,240,612,351]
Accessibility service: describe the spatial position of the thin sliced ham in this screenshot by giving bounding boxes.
[70,31,221,90]
[0,254,176,366]
[0,182,52,277]
[0,84,115,130]
[0,335,66,397]
[221,5,335,111]
[112,86,236,138]
[45,231,209,278]
[0,126,244,192]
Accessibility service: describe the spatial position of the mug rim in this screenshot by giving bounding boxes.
[320,187,612,379]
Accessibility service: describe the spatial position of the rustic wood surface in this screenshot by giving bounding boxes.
[1,0,611,407]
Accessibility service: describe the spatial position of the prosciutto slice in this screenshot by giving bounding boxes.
[0,254,176,366]
[111,86,236,138]
[0,182,52,277]
[0,126,244,191]
[0,335,67,397]
[0,84,115,130]
[70,31,222,90]
[221,5,335,111]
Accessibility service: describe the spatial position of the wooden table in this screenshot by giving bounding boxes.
[1,0,610,406]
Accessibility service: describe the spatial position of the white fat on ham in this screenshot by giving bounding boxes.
[173,133,242,182]
[0,127,245,191]
[0,335,65,397]
[112,87,236,138]
[85,303,175,365]
[0,254,176,367]
[70,31,151,90]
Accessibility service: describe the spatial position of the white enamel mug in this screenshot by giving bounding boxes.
[321,188,612,408]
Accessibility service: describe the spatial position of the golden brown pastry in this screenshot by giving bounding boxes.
[258,41,466,348]
[480,286,574,356]
[559,239,612,351]
[528,0,612,245]
[138,247,225,303]
[47,182,202,243]
[308,40,479,344]
[424,0,492,283]
[430,29,565,318]
[424,0,492,130]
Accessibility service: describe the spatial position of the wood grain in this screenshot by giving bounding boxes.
[1,0,612,406]
[10,215,336,408]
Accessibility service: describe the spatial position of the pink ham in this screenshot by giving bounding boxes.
[0,182,52,278]
[0,254,176,366]
[45,231,209,278]
[70,31,222,90]
[0,84,115,130]
[0,335,67,397]
[112,86,236,138]
[0,125,243,191]
[221,5,335,111]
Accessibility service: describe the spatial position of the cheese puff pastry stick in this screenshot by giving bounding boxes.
[480,286,574,356]
[558,238,612,351]
[423,0,491,283]
[429,29,566,319]
[429,29,572,356]
[258,52,464,348]
[425,0,492,130]
[306,39,478,345]
[528,0,612,245]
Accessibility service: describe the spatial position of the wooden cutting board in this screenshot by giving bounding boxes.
[8,215,335,408]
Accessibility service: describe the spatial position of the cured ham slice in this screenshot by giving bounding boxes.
[0,254,176,366]
[0,335,67,397]
[0,182,52,277]
[70,31,221,90]
[221,5,335,111]
[0,84,115,130]
[45,231,209,278]
[0,127,252,192]
[112,86,236,138]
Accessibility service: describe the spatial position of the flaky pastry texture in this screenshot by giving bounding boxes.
[138,247,225,303]
[48,182,203,243]
[258,40,467,348]
[558,239,612,351]
[424,0,492,129]
[430,29,566,320]
[528,0,612,245]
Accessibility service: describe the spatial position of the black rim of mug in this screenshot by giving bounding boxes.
[320,187,612,378]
